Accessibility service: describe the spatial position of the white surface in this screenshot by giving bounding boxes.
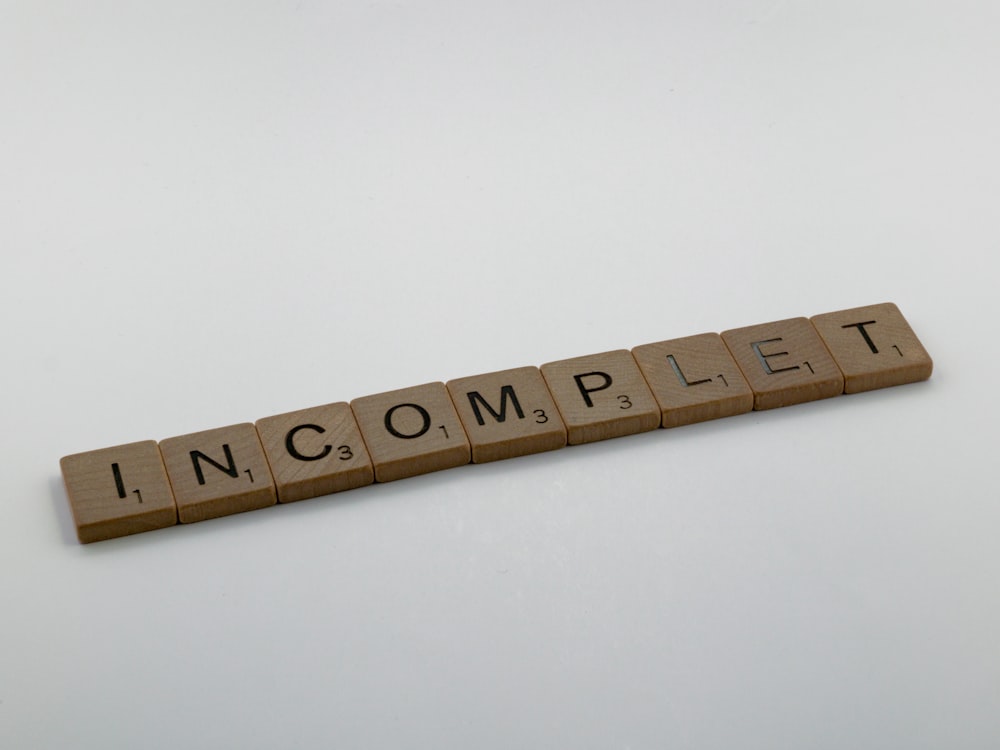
[2,2,999,748]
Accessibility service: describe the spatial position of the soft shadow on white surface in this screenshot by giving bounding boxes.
[48,475,77,547]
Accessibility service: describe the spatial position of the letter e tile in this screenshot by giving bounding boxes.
[540,350,660,444]
[721,317,844,410]
[256,402,374,503]
[351,382,471,482]
[60,440,177,543]
[160,423,277,523]
[632,333,754,428]
[810,302,933,393]
[447,366,567,463]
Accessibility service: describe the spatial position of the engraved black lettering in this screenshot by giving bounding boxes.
[285,424,332,462]
[534,409,548,424]
[466,385,525,426]
[751,338,801,375]
[190,444,239,486]
[573,371,613,408]
[132,488,143,503]
[666,354,712,387]
[892,344,903,357]
[841,320,879,354]
[338,445,353,460]
[618,395,633,409]
[384,403,431,439]
[718,373,729,387]
[804,360,814,374]
[111,462,126,499]
[438,425,449,439]
[245,468,254,483]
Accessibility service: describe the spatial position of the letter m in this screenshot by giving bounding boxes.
[466,385,525,426]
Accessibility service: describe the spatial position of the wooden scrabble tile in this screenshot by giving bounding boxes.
[540,349,660,444]
[160,423,277,523]
[631,333,754,428]
[721,317,844,410]
[256,402,374,503]
[447,366,567,463]
[810,302,933,394]
[351,382,471,482]
[60,440,178,543]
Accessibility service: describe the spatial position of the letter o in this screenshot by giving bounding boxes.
[384,403,431,439]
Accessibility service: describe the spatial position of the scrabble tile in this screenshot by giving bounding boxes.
[256,402,375,503]
[810,302,933,394]
[721,317,844,410]
[160,423,277,523]
[351,382,471,482]
[632,333,754,428]
[60,440,177,543]
[447,366,567,463]
[540,349,660,444]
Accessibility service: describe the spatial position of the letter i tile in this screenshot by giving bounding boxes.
[810,302,933,393]
[351,382,471,482]
[159,423,277,523]
[60,440,178,543]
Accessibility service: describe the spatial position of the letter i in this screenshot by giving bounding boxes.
[111,462,127,499]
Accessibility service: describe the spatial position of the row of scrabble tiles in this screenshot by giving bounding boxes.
[61,302,932,543]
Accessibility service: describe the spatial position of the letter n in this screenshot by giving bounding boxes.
[190,444,239,485]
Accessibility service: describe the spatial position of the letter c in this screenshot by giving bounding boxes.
[285,424,332,461]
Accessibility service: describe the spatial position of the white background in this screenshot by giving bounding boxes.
[2,2,998,748]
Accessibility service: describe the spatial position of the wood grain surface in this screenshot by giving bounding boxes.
[810,302,933,393]
[721,317,844,410]
[540,349,660,444]
[256,402,374,503]
[632,333,754,428]
[351,382,471,482]
[160,423,277,523]
[447,366,567,463]
[60,440,177,543]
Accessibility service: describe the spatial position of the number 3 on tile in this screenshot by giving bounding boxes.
[618,395,632,409]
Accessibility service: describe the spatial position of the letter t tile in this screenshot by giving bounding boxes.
[810,302,932,393]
